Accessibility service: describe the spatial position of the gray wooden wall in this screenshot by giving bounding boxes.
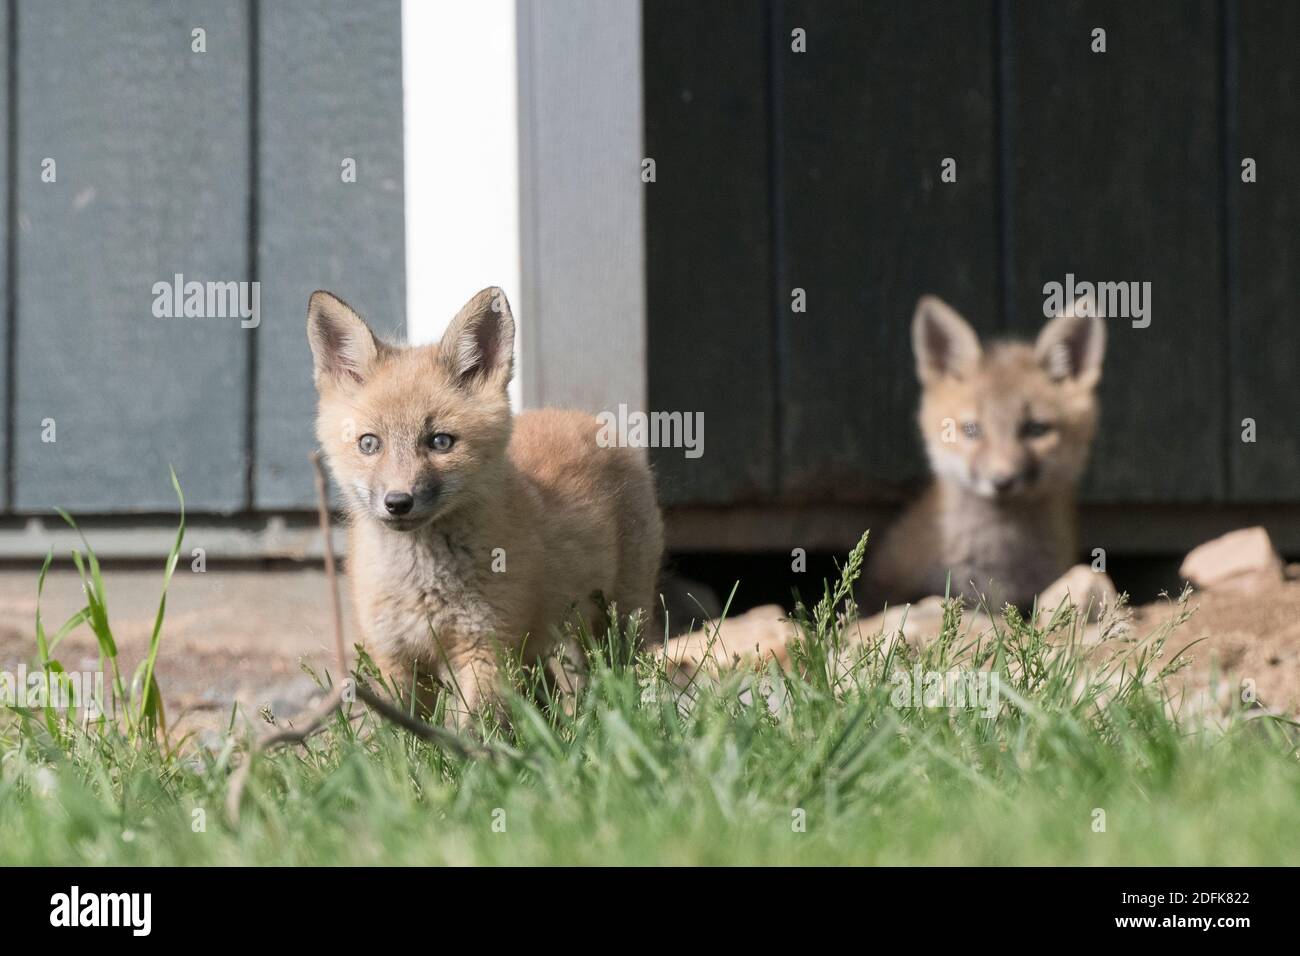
[0,0,403,515]
[645,0,1300,513]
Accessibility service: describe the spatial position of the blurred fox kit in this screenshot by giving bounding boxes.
[866,295,1106,610]
[308,288,663,723]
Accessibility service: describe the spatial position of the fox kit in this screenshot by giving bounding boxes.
[307,287,663,723]
[865,295,1106,610]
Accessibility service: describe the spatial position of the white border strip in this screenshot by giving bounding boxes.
[402,0,523,408]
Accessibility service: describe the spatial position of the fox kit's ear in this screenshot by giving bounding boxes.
[439,286,515,389]
[912,295,982,384]
[1036,296,1106,388]
[307,291,381,389]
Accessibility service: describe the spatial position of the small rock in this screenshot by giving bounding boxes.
[855,596,950,652]
[658,604,795,685]
[1037,564,1118,623]
[1179,527,1283,592]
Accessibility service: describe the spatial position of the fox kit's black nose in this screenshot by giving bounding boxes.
[384,491,414,516]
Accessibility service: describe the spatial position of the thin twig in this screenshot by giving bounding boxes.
[355,684,488,757]
[224,683,347,824]
[312,451,349,677]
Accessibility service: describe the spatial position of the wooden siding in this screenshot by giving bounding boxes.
[646,0,1297,512]
[0,0,403,514]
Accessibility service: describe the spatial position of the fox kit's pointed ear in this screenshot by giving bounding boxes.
[912,295,982,384]
[1036,296,1106,388]
[307,291,381,390]
[439,287,515,389]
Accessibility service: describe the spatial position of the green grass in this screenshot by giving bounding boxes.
[2,515,1298,866]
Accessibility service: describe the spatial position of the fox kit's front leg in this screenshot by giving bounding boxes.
[381,642,507,728]
[542,635,588,715]
[438,649,505,728]
[440,632,587,725]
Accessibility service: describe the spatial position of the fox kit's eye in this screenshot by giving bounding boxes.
[1021,420,1054,439]
[358,434,381,455]
[962,422,982,440]
[428,433,455,453]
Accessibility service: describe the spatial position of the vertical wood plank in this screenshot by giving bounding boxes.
[0,0,9,510]
[256,0,404,509]
[13,0,250,512]
[1010,0,1224,502]
[1233,0,1300,499]
[777,0,999,503]
[643,0,775,505]
[518,0,646,418]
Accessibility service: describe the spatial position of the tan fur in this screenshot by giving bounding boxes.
[865,295,1105,610]
[308,287,663,724]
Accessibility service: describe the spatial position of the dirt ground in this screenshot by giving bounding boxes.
[1128,572,1300,717]
[1,561,1298,743]
[0,569,342,744]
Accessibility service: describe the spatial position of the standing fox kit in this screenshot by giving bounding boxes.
[307,287,663,722]
[866,295,1106,610]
